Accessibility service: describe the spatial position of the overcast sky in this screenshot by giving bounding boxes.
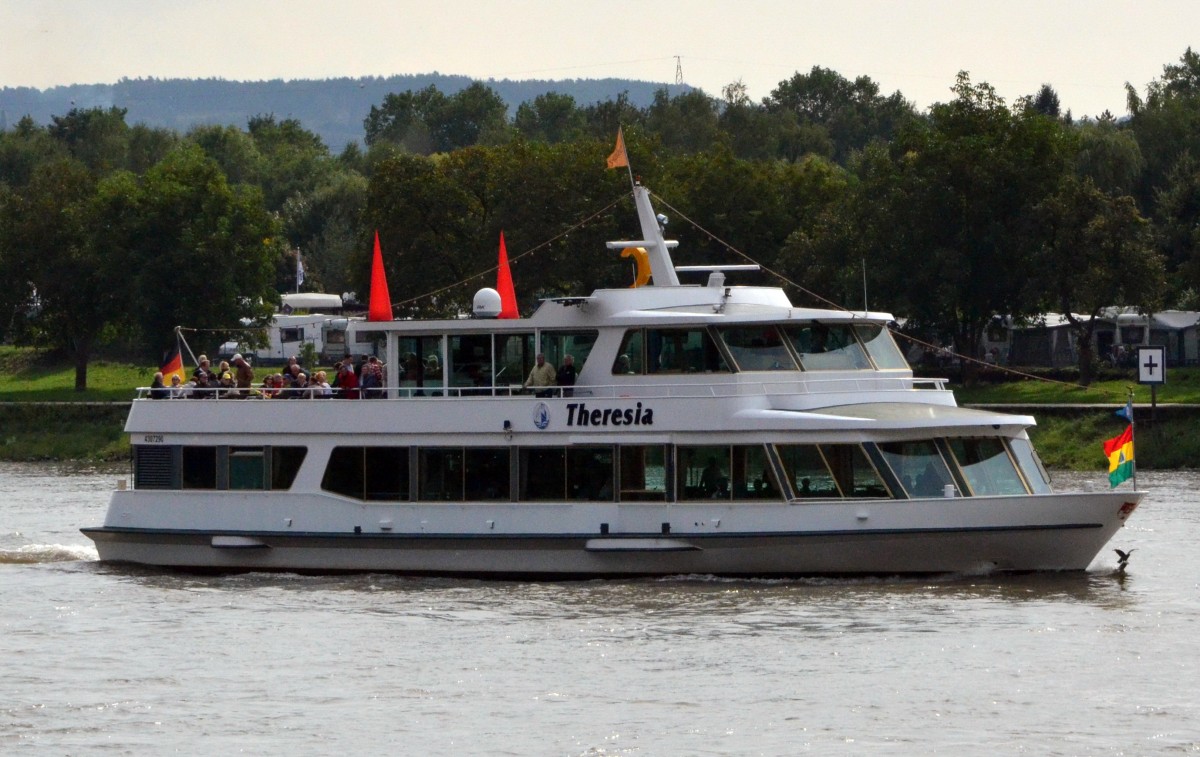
[1,0,1196,118]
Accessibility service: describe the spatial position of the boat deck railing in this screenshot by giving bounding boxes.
[134,376,949,401]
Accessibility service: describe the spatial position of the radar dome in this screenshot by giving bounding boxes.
[473,287,503,318]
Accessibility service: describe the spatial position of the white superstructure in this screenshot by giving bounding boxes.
[83,185,1143,576]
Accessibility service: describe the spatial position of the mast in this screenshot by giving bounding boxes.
[606,184,680,287]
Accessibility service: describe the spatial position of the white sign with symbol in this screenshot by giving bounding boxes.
[1137,346,1166,385]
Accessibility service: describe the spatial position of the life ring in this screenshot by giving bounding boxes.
[620,247,651,288]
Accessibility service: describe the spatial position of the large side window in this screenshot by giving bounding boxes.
[677,445,731,500]
[271,447,307,490]
[731,445,778,500]
[419,448,463,501]
[395,335,445,396]
[365,447,409,500]
[947,438,1028,496]
[495,332,535,389]
[568,447,614,500]
[777,444,840,498]
[614,330,644,375]
[820,444,890,498]
[876,440,953,498]
[449,334,494,396]
[619,445,668,501]
[518,448,566,500]
[1008,437,1052,494]
[464,448,510,500]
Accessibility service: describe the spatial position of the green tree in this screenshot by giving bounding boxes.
[644,88,723,154]
[1034,176,1167,383]
[0,157,124,389]
[1125,48,1200,209]
[766,66,916,164]
[514,92,586,143]
[1153,152,1200,301]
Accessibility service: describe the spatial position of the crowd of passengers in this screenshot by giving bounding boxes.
[150,353,388,399]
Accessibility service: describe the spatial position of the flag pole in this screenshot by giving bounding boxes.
[1129,387,1137,490]
[176,326,199,367]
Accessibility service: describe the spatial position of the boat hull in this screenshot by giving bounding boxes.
[82,490,1142,577]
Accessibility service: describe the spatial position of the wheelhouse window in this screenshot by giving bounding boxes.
[877,440,954,498]
[785,323,872,371]
[718,326,797,371]
[1009,437,1052,494]
[614,328,730,375]
[449,334,494,396]
[541,330,599,376]
[946,438,1028,496]
[494,332,535,390]
[854,324,909,369]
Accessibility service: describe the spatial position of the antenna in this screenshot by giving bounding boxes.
[674,56,683,85]
[862,257,868,314]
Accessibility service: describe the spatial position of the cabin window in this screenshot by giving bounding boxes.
[270,447,308,490]
[776,444,841,498]
[518,447,566,500]
[946,438,1028,496]
[394,335,445,395]
[820,444,890,497]
[464,448,510,500]
[1008,438,1052,494]
[568,447,614,501]
[182,446,218,489]
[494,332,535,390]
[541,330,599,375]
[322,446,409,500]
[677,445,731,500]
[876,440,954,498]
[449,334,494,396]
[718,326,797,371]
[418,448,464,500]
[228,447,266,490]
[731,445,778,500]
[854,324,909,370]
[785,323,871,371]
[619,445,668,501]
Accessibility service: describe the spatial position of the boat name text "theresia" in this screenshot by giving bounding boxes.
[565,402,654,427]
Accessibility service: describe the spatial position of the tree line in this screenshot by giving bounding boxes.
[3,51,1200,388]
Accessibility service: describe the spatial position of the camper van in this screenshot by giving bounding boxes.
[218,293,347,365]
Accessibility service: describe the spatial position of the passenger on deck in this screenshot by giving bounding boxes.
[192,355,215,383]
[287,372,309,399]
[314,371,332,398]
[523,353,556,396]
[169,375,185,398]
[362,356,384,398]
[190,372,214,398]
[149,372,169,399]
[232,354,254,397]
[556,354,577,397]
[337,362,359,399]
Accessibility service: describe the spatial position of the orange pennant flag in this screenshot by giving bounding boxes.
[606,126,629,169]
[367,230,394,322]
[496,231,518,319]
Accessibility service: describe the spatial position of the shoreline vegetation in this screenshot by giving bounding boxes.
[2,346,1198,470]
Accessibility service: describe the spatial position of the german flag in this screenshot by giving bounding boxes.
[160,345,186,385]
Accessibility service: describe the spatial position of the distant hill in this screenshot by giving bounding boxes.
[0,74,691,150]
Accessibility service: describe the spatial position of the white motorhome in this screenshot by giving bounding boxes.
[219,293,346,365]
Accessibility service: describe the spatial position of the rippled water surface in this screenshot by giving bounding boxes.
[2,462,1198,755]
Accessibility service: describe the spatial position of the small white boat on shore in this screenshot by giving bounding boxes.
[82,184,1143,576]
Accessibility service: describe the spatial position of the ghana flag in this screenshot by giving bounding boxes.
[1103,425,1134,487]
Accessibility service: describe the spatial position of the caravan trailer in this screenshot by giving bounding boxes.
[219,293,346,365]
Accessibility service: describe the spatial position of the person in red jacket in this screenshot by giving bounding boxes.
[337,362,359,399]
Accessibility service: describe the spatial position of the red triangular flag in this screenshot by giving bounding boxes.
[496,231,518,319]
[368,230,394,322]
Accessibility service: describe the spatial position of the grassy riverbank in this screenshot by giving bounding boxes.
[2,346,1198,469]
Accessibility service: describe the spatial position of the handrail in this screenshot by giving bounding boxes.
[133,375,949,401]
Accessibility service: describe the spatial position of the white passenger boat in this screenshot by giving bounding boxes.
[83,185,1143,576]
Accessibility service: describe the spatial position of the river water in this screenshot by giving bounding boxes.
[1,462,1197,755]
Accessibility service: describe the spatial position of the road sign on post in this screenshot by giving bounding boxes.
[1137,346,1166,422]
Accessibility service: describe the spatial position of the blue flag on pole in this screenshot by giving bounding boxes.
[1115,398,1134,422]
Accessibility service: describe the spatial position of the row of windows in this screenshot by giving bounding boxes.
[347,321,908,396]
[133,436,1049,502]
